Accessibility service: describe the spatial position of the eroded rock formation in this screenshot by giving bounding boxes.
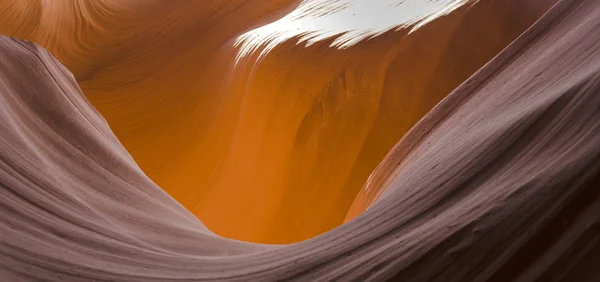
[2,0,600,280]
[0,0,558,243]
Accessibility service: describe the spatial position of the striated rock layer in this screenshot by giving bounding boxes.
[0,0,557,243]
[1,0,600,280]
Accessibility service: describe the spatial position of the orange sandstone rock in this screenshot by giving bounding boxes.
[0,0,556,243]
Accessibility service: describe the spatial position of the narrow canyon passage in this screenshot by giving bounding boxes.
[1,0,600,281]
[0,0,557,243]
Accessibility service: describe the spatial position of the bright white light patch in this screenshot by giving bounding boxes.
[234,0,471,63]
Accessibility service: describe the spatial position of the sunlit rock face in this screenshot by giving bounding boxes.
[234,0,471,61]
[0,0,556,243]
[4,0,600,280]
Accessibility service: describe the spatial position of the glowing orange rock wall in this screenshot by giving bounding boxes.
[0,0,555,243]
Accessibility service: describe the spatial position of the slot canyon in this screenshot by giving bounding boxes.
[1,0,599,281]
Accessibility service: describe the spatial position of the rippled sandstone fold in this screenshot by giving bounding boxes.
[0,0,558,243]
[1,0,600,280]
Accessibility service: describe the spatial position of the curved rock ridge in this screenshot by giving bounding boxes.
[1,0,600,281]
[0,0,557,243]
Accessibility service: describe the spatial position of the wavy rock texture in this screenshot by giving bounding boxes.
[1,0,600,280]
[0,0,557,243]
